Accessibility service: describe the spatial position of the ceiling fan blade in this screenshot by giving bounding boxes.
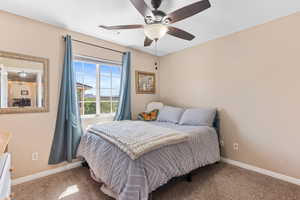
[129,0,154,18]
[167,26,195,41]
[99,25,144,30]
[144,37,153,47]
[167,0,211,24]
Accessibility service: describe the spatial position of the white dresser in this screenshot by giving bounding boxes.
[0,153,11,200]
[0,132,12,200]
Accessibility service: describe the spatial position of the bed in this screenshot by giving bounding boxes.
[77,109,220,200]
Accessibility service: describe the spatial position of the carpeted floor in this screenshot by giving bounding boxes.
[12,163,300,200]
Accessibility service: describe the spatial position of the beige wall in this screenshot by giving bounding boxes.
[159,12,300,179]
[0,11,159,178]
[1,8,300,181]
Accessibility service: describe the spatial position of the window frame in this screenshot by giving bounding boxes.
[74,55,121,118]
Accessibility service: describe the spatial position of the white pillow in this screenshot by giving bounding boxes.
[146,102,164,112]
[179,108,216,126]
[157,106,184,124]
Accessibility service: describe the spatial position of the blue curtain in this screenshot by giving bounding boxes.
[48,35,82,164]
[114,52,132,120]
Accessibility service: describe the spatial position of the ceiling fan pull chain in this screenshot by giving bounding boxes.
[154,40,158,70]
[155,40,157,57]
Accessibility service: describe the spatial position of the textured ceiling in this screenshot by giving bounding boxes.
[1,0,300,56]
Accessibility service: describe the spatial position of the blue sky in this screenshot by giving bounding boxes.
[74,61,121,97]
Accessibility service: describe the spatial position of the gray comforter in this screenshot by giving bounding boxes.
[88,121,189,160]
[77,121,220,200]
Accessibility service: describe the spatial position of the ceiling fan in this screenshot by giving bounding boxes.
[100,0,211,47]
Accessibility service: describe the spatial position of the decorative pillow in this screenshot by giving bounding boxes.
[137,109,159,121]
[179,108,217,127]
[157,106,184,124]
[146,102,164,112]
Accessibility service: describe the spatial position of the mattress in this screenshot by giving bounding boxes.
[77,121,220,200]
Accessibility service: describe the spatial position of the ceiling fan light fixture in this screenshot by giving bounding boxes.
[144,24,168,40]
[100,0,211,46]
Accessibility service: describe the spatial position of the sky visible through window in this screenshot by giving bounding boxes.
[74,61,121,98]
[74,60,121,115]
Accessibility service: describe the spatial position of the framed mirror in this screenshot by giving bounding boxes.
[0,51,49,114]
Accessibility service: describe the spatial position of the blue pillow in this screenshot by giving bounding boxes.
[157,106,184,124]
[179,108,216,126]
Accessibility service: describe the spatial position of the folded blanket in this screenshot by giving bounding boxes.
[88,121,189,160]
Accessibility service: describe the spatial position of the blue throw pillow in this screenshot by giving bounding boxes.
[157,106,184,124]
[179,108,216,126]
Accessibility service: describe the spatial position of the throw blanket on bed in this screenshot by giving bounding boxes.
[88,121,188,160]
[77,123,221,200]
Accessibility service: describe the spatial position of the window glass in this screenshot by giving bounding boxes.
[100,76,111,89]
[84,102,96,115]
[74,59,121,117]
[112,102,119,113]
[84,89,96,101]
[100,101,112,113]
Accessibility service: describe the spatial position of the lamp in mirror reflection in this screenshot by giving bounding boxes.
[18,71,27,78]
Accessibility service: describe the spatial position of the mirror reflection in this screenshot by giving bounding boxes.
[0,57,45,109]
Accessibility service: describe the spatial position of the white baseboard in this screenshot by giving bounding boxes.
[12,161,83,186]
[221,157,300,186]
[12,158,300,187]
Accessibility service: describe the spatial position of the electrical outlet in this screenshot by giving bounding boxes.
[233,143,239,151]
[220,140,224,147]
[32,152,38,161]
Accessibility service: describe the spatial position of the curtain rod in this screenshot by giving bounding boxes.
[62,36,125,54]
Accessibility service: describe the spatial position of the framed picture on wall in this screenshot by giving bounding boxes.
[135,71,156,94]
[21,90,29,95]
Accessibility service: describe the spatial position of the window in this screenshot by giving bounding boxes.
[74,56,121,117]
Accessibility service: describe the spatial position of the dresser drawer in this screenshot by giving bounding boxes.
[0,153,11,200]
